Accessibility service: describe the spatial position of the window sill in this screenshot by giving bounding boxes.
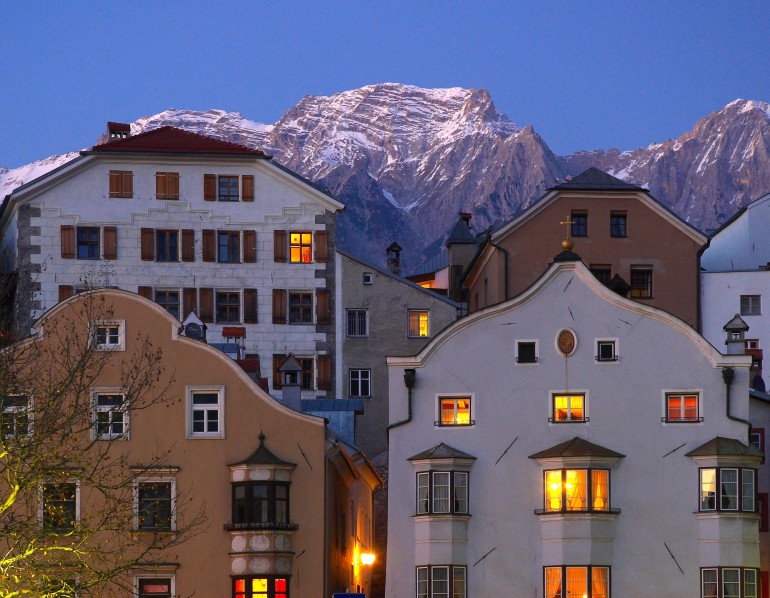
[662,417,703,424]
[413,513,472,522]
[695,511,758,520]
[534,509,620,519]
[434,421,475,428]
[548,418,589,424]
[223,521,299,531]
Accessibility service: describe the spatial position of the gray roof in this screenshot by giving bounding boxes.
[552,248,582,263]
[552,167,643,191]
[228,432,296,467]
[408,442,476,461]
[723,314,749,332]
[685,436,763,458]
[528,437,625,459]
[447,219,476,245]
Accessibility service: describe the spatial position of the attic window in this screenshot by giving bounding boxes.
[363,272,373,285]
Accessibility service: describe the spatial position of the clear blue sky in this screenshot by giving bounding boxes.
[1,1,768,168]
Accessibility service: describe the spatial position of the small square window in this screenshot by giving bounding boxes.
[571,211,588,237]
[516,341,538,364]
[136,479,175,532]
[92,320,125,351]
[610,212,627,237]
[741,295,761,316]
[630,266,653,299]
[437,396,473,426]
[665,392,700,423]
[408,310,429,338]
[187,387,224,438]
[596,340,618,362]
[551,393,586,423]
[363,272,373,285]
[349,369,371,397]
[290,232,313,263]
[346,309,368,337]
[93,392,128,439]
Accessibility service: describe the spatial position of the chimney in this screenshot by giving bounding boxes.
[278,353,303,411]
[107,122,131,140]
[723,314,749,355]
[460,212,472,228]
[386,242,402,276]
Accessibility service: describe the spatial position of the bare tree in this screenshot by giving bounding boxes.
[0,291,205,597]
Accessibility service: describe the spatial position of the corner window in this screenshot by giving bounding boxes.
[416,471,469,515]
[92,320,125,351]
[630,266,653,299]
[570,211,588,237]
[136,479,175,531]
[408,310,429,338]
[155,290,180,319]
[595,340,617,362]
[349,369,371,397]
[544,566,610,598]
[187,387,224,438]
[288,292,313,324]
[543,469,609,512]
[701,568,757,598]
[289,232,312,263]
[741,295,761,316]
[610,212,627,238]
[231,481,290,529]
[551,393,586,423]
[216,291,241,323]
[233,576,289,598]
[42,481,79,531]
[156,230,179,262]
[700,467,755,512]
[416,566,466,598]
[516,340,539,364]
[137,577,174,598]
[93,391,128,439]
[218,231,240,263]
[77,226,100,259]
[438,396,473,427]
[664,392,701,423]
[2,394,31,438]
[346,309,368,337]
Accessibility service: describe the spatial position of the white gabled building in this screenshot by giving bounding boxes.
[386,251,761,598]
[0,123,344,398]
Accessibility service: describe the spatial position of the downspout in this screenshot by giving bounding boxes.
[696,239,710,332]
[485,228,510,300]
[386,369,416,438]
[722,367,752,444]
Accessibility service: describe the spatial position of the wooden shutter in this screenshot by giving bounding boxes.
[316,289,331,325]
[272,354,286,390]
[122,171,133,197]
[202,230,215,262]
[317,355,331,391]
[60,225,75,259]
[244,288,258,323]
[168,172,179,198]
[182,229,195,262]
[274,230,287,263]
[138,286,153,300]
[204,174,216,201]
[183,288,197,318]
[58,285,74,301]
[109,171,121,197]
[103,226,117,260]
[199,288,214,322]
[242,175,254,202]
[315,230,328,263]
[243,230,257,263]
[141,228,155,261]
[272,289,287,324]
[156,172,167,199]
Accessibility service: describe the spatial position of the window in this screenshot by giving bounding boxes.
[408,310,430,338]
[416,471,469,515]
[630,267,653,298]
[741,295,761,316]
[289,292,313,324]
[77,227,100,259]
[93,392,127,439]
[551,393,586,423]
[155,171,180,200]
[745,339,760,350]
[217,291,241,323]
[589,266,612,286]
[156,230,178,262]
[155,290,180,319]
[187,387,224,438]
[232,481,290,528]
[218,231,240,263]
[543,469,609,512]
[92,320,125,351]
[136,480,174,531]
[571,211,588,237]
[137,578,173,598]
[219,175,239,201]
[2,394,30,437]
[749,428,764,462]
[665,392,701,422]
[108,170,133,198]
[544,566,609,598]
[416,566,466,598]
[610,212,627,237]
[289,232,312,263]
[349,369,371,397]
[233,576,288,598]
[701,568,758,598]
[42,481,78,531]
[363,272,373,285]
[298,357,314,390]
[516,340,538,364]
[346,309,368,337]
[438,396,473,426]
[595,340,617,362]
[700,468,756,512]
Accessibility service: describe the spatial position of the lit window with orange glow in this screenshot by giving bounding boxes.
[552,394,586,422]
[543,565,609,598]
[543,469,609,513]
[408,310,430,338]
[232,576,288,598]
[289,232,312,263]
[438,396,472,426]
[665,393,700,422]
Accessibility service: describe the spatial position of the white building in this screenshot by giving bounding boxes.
[386,253,761,598]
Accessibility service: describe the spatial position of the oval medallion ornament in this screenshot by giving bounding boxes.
[557,329,576,356]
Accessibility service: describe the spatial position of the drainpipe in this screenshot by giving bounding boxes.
[722,367,752,444]
[484,228,509,300]
[387,369,416,439]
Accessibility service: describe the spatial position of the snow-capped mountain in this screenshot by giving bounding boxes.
[3,85,770,271]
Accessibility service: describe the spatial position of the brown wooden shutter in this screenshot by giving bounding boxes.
[141,228,155,261]
[317,355,331,391]
[183,288,197,318]
[199,288,214,322]
[109,171,121,197]
[315,230,328,263]
[168,172,180,198]
[272,289,287,324]
[274,230,287,263]
[181,229,195,262]
[244,288,258,323]
[103,226,117,260]
[60,225,75,259]
[138,286,153,300]
[202,230,215,262]
[58,285,75,301]
[273,354,286,390]
[204,174,216,201]
[242,175,254,202]
[156,172,167,199]
[243,230,257,263]
[316,289,331,325]
[122,171,133,197]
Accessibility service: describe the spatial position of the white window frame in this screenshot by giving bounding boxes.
[91,320,126,351]
[662,388,702,424]
[92,388,129,440]
[2,393,32,438]
[549,390,588,424]
[416,565,466,598]
[186,385,225,439]
[40,479,80,531]
[134,574,175,598]
[349,369,371,397]
[595,338,619,363]
[740,295,762,316]
[362,272,373,285]
[408,309,430,338]
[701,567,758,598]
[134,476,177,532]
[436,394,474,427]
[515,339,539,365]
[346,309,369,337]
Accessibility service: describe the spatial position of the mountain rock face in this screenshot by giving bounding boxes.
[3,85,770,270]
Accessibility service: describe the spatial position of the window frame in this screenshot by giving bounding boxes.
[550,392,588,423]
[436,394,474,427]
[541,468,611,513]
[629,266,653,299]
[288,292,313,324]
[41,479,80,532]
[570,211,588,237]
[346,308,369,337]
[515,339,539,364]
[663,390,702,423]
[216,290,241,323]
[699,467,756,513]
[186,385,225,439]
[289,231,313,263]
[416,470,469,515]
[92,389,128,440]
[135,477,176,532]
[218,231,241,264]
[700,567,758,598]
[349,369,371,397]
[595,339,618,363]
[416,565,466,598]
[2,394,32,438]
[610,211,627,238]
[76,226,101,260]
[135,576,175,598]
[218,175,240,202]
[155,230,179,262]
[91,320,126,351]
[408,309,430,338]
[231,481,291,529]
[543,565,610,598]
[232,575,289,598]
[155,289,181,320]
[741,295,762,316]
[589,265,612,286]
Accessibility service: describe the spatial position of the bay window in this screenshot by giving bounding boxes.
[543,469,609,513]
[544,566,609,598]
[700,468,755,512]
[701,568,757,598]
[416,471,469,515]
[233,576,288,598]
[416,565,466,598]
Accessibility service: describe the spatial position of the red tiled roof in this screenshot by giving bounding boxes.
[87,126,266,156]
[107,122,131,131]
